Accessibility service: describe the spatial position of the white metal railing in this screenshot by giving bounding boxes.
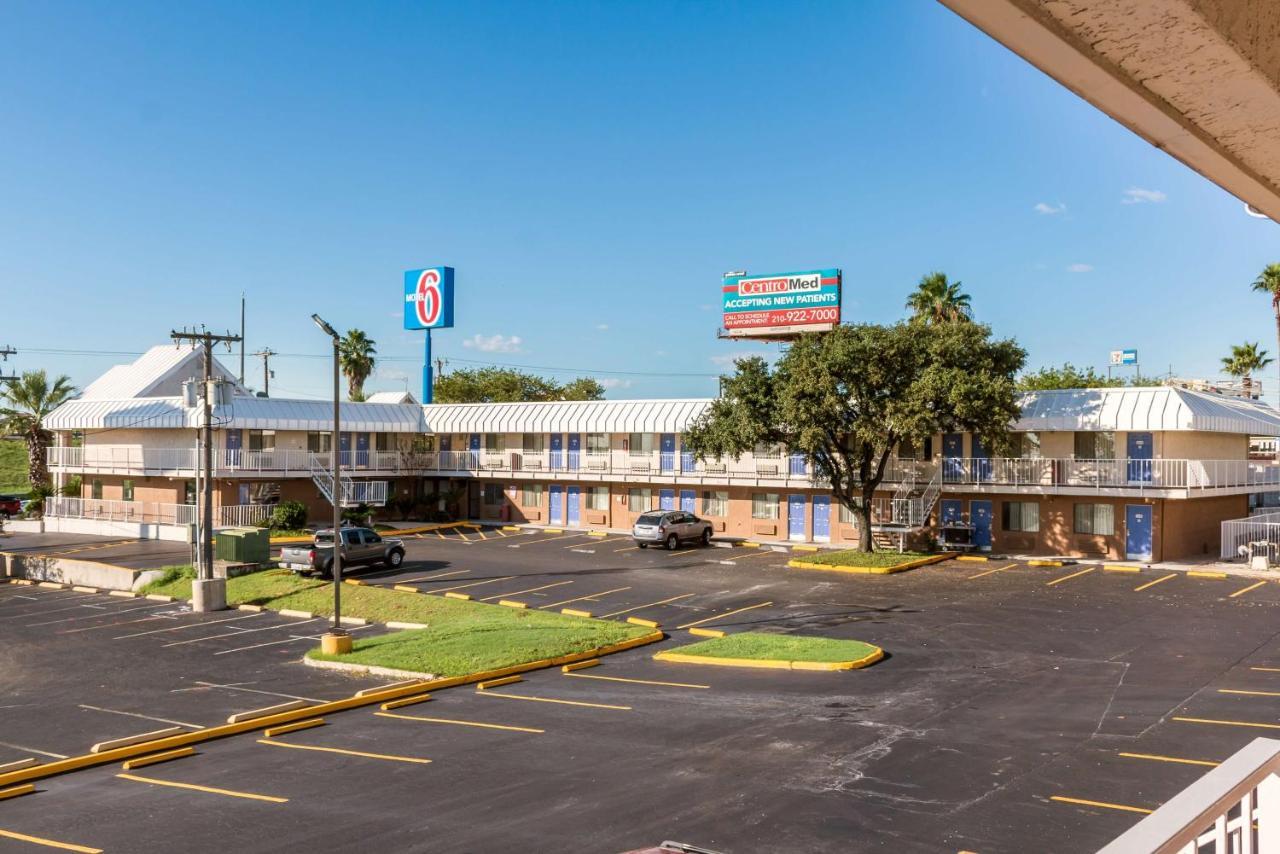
[1098,736,1280,853]
[46,496,197,526]
[1220,510,1280,560]
[48,446,427,477]
[940,457,1280,492]
[217,504,274,527]
[428,449,818,482]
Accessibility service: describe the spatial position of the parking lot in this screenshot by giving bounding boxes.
[4,526,1280,852]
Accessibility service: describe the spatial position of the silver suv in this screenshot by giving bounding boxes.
[633,511,714,550]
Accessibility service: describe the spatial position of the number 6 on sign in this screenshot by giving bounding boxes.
[403,267,455,330]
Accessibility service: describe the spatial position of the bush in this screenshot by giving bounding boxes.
[270,501,308,531]
[342,502,371,526]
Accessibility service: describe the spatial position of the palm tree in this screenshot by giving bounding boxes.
[1252,263,1280,400]
[906,272,972,324]
[0,370,76,491]
[338,329,377,401]
[1221,342,1273,399]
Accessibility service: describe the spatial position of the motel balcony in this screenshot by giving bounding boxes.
[44,496,277,528]
[934,457,1280,497]
[47,446,431,479]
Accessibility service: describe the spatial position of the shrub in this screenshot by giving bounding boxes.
[270,501,308,531]
[341,502,371,526]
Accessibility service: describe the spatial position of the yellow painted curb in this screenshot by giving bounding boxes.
[393,584,420,594]
[380,694,431,711]
[586,531,608,538]
[91,727,187,754]
[477,675,523,690]
[72,585,98,593]
[688,628,725,638]
[444,592,472,601]
[560,608,592,617]
[0,630,665,789]
[109,590,138,598]
[792,545,819,553]
[38,581,65,589]
[788,553,956,575]
[562,659,599,673]
[121,747,195,771]
[263,718,325,737]
[502,525,521,531]
[1028,559,1067,567]
[344,579,366,586]
[498,600,528,609]
[956,555,989,563]
[739,542,761,548]
[0,784,35,801]
[1104,565,1142,573]
[544,528,564,534]
[1188,571,1228,579]
[627,617,660,628]
[227,700,310,724]
[654,645,884,672]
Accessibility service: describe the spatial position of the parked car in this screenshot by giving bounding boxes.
[279,526,405,578]
[0,495,22,519]
[632,510,713,550]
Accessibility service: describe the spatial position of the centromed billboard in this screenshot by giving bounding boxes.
[403,267,455,330]
[722,268,841,337]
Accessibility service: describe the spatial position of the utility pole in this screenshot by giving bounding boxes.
[170,327,242,613]
[0,346,16,384]
[239,294,246,385]
[252,348,276,396]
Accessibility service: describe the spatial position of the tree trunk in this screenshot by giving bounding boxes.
[858,500,873,552]
[25,429,49,491]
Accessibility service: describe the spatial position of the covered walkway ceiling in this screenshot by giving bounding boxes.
[940,0,1280,221]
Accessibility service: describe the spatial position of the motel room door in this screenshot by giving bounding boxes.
[566,434,580,471]
[971,500,993,551]
[788,494,807,541]
[942,433,963,482]
[679,489,696,513]
[468,434,480,468]
[1127,432,1153,483]
[812,496,831,542]
[1126,505,1153,560]
[566,485,580,527]
[550,434,563,469]
[549,485,565,526]
[660,434,676,473]
[659,489,676,511]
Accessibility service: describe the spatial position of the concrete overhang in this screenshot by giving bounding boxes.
[939,0,1280,221]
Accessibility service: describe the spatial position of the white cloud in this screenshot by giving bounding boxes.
[1067,263,1094,273]
[595,323,609,331]
[1122,187,1167,204]
[1033,201,1066,215]
[462,333,523,353]
[598,377,632,390]
[654,350,667,357]
[710,350,766,366]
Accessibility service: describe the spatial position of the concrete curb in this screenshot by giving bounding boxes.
[787,553,956,575]
[654,645,884,672]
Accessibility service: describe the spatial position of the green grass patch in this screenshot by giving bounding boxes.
[799,549,934,569]
[667,632,880,664]
[141,569,650,677]
[0,441,29,495]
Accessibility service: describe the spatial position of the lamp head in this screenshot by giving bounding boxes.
[311,314,339,339]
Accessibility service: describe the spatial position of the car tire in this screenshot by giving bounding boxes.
[701,528,712,546]
[319,560,334,580]
[666,534,679,551]
[386,549,404,568]
[638,542,648,549]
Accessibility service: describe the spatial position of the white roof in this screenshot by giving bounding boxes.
[79,345,247,400]
[424,399,713,434]
[46,396,425,433]
[1016,387,1280,435]
[45,397,190,430]
[365,390,419,405]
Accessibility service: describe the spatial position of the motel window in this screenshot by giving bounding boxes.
[376,433,394,453]
[307,432,332,453]
[586,433,609,455]
[839,502,858,526]
[1019,432,1041,459]
[586,486,609,511]
[521,484,543,507]
[1074,431,1115,460]
[413,435,435,454]
[482,484,503,505]
[522,433,544,454]
[91,479,103,500]
[183,480,197,504]
[122,480,134,502]
[484,433,506,454]
[752,493,780,519]
[1002,501,1040,533]
[628,433,654,455]
[1073,503,1115,536]
[247,430,275,452]
[898,438,934,460]
[753,442,783,459]
[627,488,652,512]
[701,490,728,517]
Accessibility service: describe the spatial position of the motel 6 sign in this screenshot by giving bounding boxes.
[403,267,456,330]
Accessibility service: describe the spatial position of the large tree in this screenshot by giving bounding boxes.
[905,272,972,324]
[684,322,1025,551]
[338,329,377,401]
[0,370,76,492]
[1221,341,1273,399]
[435,367,605,403]
[1017,363,1163,391]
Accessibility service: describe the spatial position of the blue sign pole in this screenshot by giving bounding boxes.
[423,329,433,404]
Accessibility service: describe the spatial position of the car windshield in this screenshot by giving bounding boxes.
[314,532,334,545]
[636,513,665,526]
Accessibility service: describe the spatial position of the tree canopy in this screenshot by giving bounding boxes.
[1016,363,1163,391]
[434,367,605,403]
[905,272,972,324]
[338,329,377,402]
[0,369,76,492]
[684,322,1025,551]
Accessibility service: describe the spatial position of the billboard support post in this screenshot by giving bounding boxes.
[404,266,455,404]
[423,328,433,404]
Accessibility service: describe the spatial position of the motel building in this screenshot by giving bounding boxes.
[38,345,1280,563]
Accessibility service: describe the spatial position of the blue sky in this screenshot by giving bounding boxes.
[1,1,1277,401]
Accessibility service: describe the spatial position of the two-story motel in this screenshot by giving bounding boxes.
[39,346,1280,563]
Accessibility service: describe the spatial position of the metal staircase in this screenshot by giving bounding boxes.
[887,467,942,528]
[309,454,389,508]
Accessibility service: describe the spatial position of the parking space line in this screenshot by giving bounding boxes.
[1230,580,1269,598]
[374,711,544,733]
[1046,567,1096,587]
[539,586,632,609]
[432,576,516,594]
[478,581,573,602]
[60,614,177,634]
[721,548,778,561]
[1117,751,1218,767]
[386,570,470,585]
[599,593,696,619]
[1134,573,1178,592]
[116,772,289,802]
[177,682,327,703]
[212,634,321,655]
[25,602,177,627]
[256,738,431,764]
[476,691,631,711]
[611,545,640,552]
[1218,688,1280,698]
[113,612,263,639]
[77,704,204,730]
[967,562,1017,579]
[162,618,321,647]
[0,741,67,760]
[564,672,709,689]
[1049,795,1153,815]
[0,828,102,853]
[1172,716,1280,730]
[1250,666,1280,673]
[509,533,583,547]
[676,601,773,630]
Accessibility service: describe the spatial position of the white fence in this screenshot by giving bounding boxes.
[46,496,197,526]
[48,446,426,477]
[1220,511,1280,560]
[217,504,274,527]
[1098,736,1280,853]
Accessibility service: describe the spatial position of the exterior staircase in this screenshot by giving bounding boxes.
[309,454,390,508]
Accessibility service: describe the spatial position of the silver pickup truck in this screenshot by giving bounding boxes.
[280,527,406,578]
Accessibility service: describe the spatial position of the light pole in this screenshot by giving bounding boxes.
[312,314,351,655]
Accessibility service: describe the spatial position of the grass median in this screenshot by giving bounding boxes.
[142,567,651,676]
[657,632,883,670]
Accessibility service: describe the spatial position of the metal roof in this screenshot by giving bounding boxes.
[45,397,190,430]
[1016,387,1280,435]
[79,345,247,400]
[365,390,419,405]
[423,399,714,434]
[46,396,426,433]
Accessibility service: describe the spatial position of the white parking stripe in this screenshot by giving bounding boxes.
[173,681,328,703]
[78,704,204,729]
[212,625,373,655]
[113,612,263,639]
[0,740,69,759]
[25,602,181,627]
[162,618,321,647]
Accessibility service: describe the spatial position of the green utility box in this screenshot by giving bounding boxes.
[215,527,271,564]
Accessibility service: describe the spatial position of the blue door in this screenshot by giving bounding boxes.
[941,499,963,525]
[566,485,580,526]
[468,434,480,468]
[943,433,964,482]
[788,453,806,476]
[355,432,370,468]
[1127,432,1153,483]
[813,496,831,541]
[339,432,352,468]
[225,429,242,467]
[567,434,580,471]
[972,434,992,483]
[680,489,696,513]
[971,500,993,550]
[660,434,675,473]
[659,489,675,511]
[549,485,564,525]
[550,434,563,469]
[788,494,807,540]
[1126,505,1153,560]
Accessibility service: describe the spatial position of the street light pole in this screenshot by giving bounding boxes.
[313,314,351,656]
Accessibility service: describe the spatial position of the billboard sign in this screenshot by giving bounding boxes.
[1109,349,1138,366]
[404,267,455,330]
[722,268,841,337]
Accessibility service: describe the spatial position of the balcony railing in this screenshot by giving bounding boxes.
[46,496,197,526]
[48,446,429,478]
[938,457,1280,492]
[428,449,819,482]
